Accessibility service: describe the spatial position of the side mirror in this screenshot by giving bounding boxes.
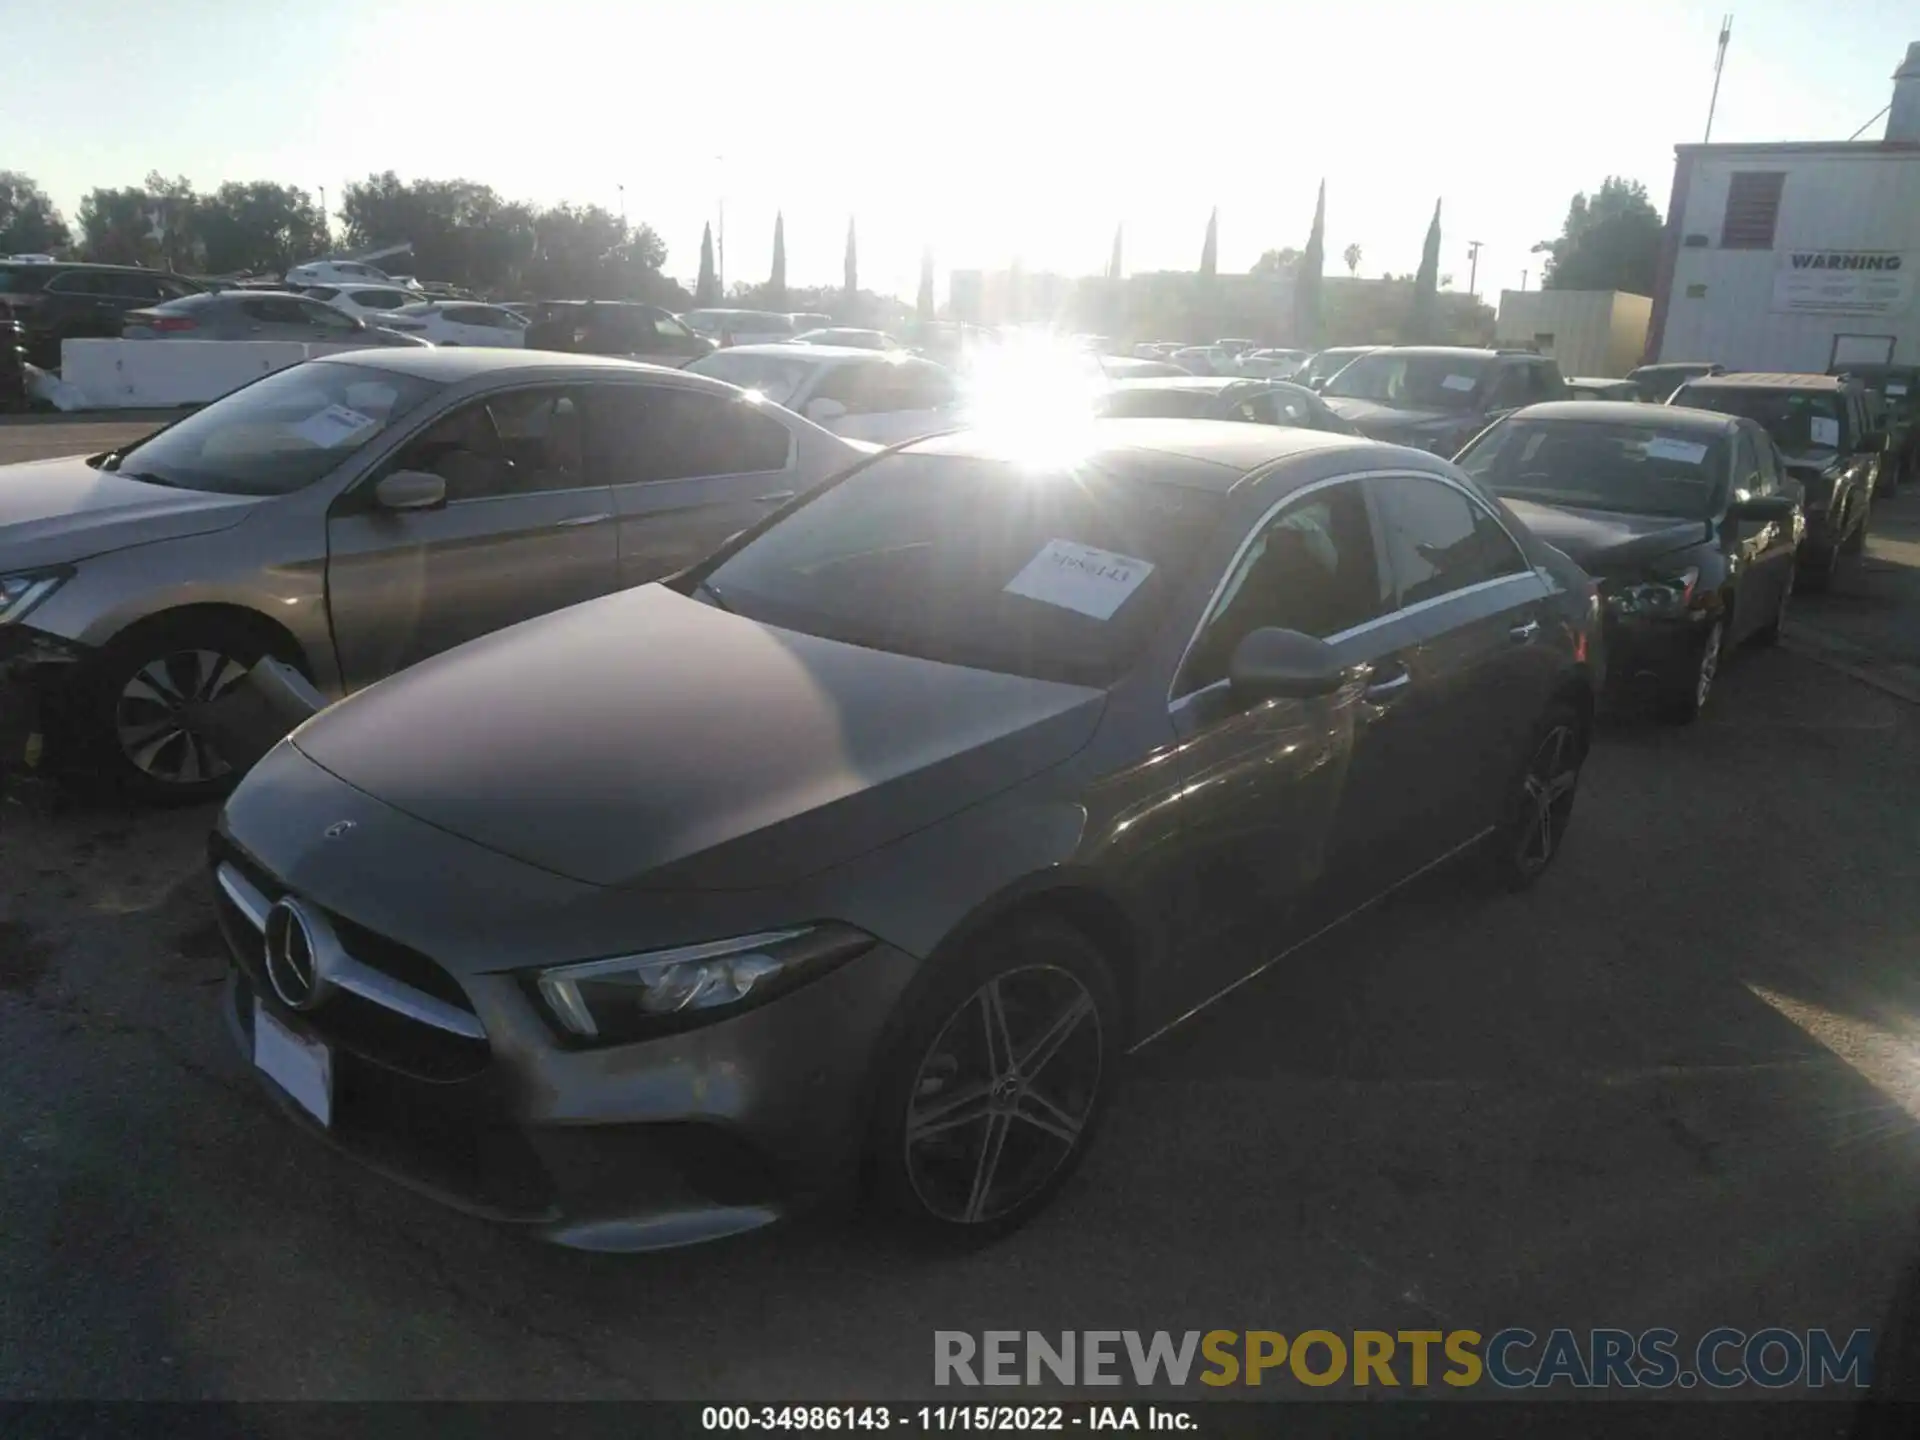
[1305,375,1327,391]
[1726,494,1797,524]
[374,469,447,512]
[1227,627,1345,703]
[805,397,848,424]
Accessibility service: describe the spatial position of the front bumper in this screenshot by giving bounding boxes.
[0,626,83,780]
[211,838,919,1252]
[1601,609,1713,693]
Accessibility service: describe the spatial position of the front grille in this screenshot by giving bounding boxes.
[211,837,490,1082]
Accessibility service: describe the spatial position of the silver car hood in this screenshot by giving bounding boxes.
[0,455,258,568]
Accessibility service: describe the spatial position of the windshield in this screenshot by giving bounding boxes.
[686,352,820,407]
[1322,352,1490,409]
[1458,418,1729,520]
[103,360,443,496]
[698,452,1225,686]
[1301,350,1366,387]
[1677,387,1846,455]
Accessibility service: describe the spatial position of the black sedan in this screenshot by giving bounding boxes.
[1455,401,1801,723]
[212,420,1601,1249]
[1099,376,1358,433]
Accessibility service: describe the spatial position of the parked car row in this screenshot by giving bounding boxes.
[0,321,1903,1254]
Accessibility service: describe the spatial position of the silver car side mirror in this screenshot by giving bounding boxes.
[375,470,447,512]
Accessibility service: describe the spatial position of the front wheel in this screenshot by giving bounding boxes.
[1657,618,1724,726]
[870,917,1120,1244]
[1752,568,1791,648]
[1488,700,1586,891]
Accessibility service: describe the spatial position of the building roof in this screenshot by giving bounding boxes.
[1516,401,1740,434]
[1682,372,1852,391]
[1673,140,1920,158]
[903,419,1375,491]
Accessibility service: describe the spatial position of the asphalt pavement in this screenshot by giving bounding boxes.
[4,420,1920,1420]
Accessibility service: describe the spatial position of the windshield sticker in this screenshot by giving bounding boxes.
[1888,383,1909,397]
[290,404,381,449]
[1644,437,1709,464]
[1441,373,1477,392]
[1810,416,1840,448]
[1004,539,1155,620]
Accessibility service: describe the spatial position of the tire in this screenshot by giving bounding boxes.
[1487,699,1586,892]
[69,612,290,805]
[1656,618,1724,726]
[1798,547,1836,593]
[1752,569,1791,648]
[869,916,1121,1244]
[1843,507,1869,555]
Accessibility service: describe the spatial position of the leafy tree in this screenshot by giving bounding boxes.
[1199,208,1218,279]
[917,247,935,321]
[1407,199,1442,342]
[196,181,328,276]
[768,212,787,309]
[1295,180,1326,348]
[1251,247,1301,275]
[843,217,858,300]
[522,203,663,300]
[78,172,197,269]
[1537,176,1662,294]
[1343,242,1362,277]
[0,172,71,255]
[339,173,536,292]
[695,223,718,304]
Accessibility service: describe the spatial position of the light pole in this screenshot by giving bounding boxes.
[618,184,626,230]
[1466,240,1483,300]
[319,186,329,252]
[714,154,727,297]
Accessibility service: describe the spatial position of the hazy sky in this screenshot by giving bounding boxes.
[3,0,1912,301]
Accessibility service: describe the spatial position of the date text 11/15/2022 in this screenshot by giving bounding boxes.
[702,1406,1197,1432]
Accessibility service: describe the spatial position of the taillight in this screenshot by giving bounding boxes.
[146,315,198,332]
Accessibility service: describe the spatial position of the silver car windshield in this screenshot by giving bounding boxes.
[104,361,444,497]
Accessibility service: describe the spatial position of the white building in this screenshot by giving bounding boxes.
[1646,41,1920,373]
[1495,289,1651,377]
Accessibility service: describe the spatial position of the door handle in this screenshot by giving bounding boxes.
[555,512,613,527]
[1363,663,1411,700]
[755,490,796,504]
[1509,619,1541,644]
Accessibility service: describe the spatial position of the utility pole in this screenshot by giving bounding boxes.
[1466,241,1483,300]
[1704,14,1733,142]
[714,154,727,297]
[618,185,626,230]
[1521,269,1529,291]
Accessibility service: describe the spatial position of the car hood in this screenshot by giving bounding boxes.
[0,455,259,568]
[291,584,1105,890]
[1501,498,1707,573]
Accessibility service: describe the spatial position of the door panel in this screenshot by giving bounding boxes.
[326,491,618,690]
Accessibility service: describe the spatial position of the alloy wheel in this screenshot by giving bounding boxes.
[903,964,1104,1226]
[114,648,251,785]
[1694,621,1724,712]
[1514,723,1580,876]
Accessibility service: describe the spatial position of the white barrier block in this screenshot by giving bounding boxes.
[55,339,368,409]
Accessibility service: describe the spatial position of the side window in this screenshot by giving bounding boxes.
[1180,481,1390,694]
[241,297,310,325]
[811,362,885,413]
[1731,430,1760,498]
[1526,364,1563,403]
[440,305,486,326]
[1486,365,1531,411]
[893,362,958,410]
[393,388,584,502]
[652,313,693,340]
[156,278,196,300]
[1749,427,1780,494]
[585,386,791,483]
[304,286,339,301]
[299,300,360,333]
[1248,389,1315,427]
[1374,475,1519,606]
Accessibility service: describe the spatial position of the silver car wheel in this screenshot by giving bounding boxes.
[903,964,1103,1225]
[114,648,251,785]
[1515,723,1580,875]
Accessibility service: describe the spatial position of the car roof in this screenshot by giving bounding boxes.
[901,419,1378,491]
[1513,400,1740,434]
[1683,372,1850,391]
[311,348,691,382]
[1566,376,1635,386]
[1368,346,1508,361]
[1631,361,1717,372]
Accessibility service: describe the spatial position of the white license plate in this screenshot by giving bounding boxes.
[253,999,333,1128]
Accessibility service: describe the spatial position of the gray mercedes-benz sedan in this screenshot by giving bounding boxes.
[0,348,863,800]
[212,419,1602,1250]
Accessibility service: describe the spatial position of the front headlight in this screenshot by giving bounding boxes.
[529,923,876,1045]
[0,569,70,624]
[1603,566,1699,618]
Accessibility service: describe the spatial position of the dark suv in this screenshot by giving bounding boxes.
[1828,363,1916,495]
[1318,346,1568,456]
[0,261,204,367]
[1672,372,1884,588]
[519,300,714,368]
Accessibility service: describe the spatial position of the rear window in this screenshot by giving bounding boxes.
[686,351,820,407]
[0,266,54,295]
[699,452,1226,686]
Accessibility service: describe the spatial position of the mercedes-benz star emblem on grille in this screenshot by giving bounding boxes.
[263,898,329,1011]
[324,820,357,839]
